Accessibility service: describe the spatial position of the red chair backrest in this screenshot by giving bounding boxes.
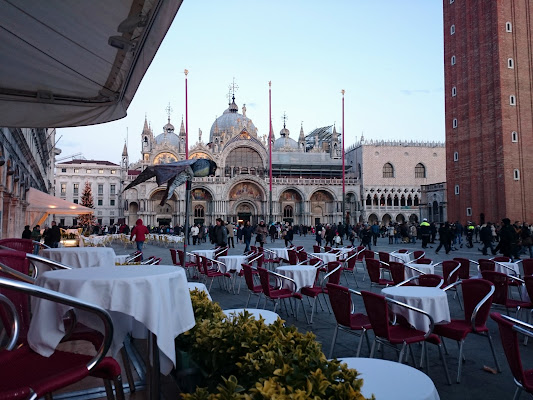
[287,249,299,265]
[0,250,31,340]
[479,259,495,273]
[453,257,471,280]
[397,249,409,253]
[325,246,332,252]
[378,252,390,264]
[413,250,425,260]
[363,250,375,260]
[523,259,533,276]
[345,251,356,270]
[389,261,405,285]
[361,290,390,339]
[493,257,511,262]
[258,267,274,297]
[365,258,382,284]
[326,283,353,327]
[176,249,186,267]
[297,251,308,263]
[169,249,178,265]
[416,258,432,264]
[312,245,321,253]
[0,239,34,254]
[418,274,444,287]
[490,312,526,385]
[461,278,494,329]
[327,261,342,285]
[296,246,304,252]
[525,276,533,304]
[242,264,257,291]
[355,246,366,261]
[196,256,208,274]
[481,271,509,306]
[442,260,460,286]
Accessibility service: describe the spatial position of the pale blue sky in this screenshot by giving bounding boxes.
[57,0,444,165]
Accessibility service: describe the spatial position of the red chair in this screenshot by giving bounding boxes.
[262,248,281,268]
[301,261,342,323]
[440,260,462,309]
[312,245,321,253]
[523,259,533,276]
[365,258,393,287]
[297,250,309,264]
[257,267,309,324]
[360,290,451,384]
[434,279,501,382]
[241,263,263,308]
[324,246,332,253]
[412,250,425,261]
[490,313,533,400]
[416,258,433,264]
[478,259,495,274]
[0,238,38,254]
[196,255,231,292]
[480,271,531,318]
[389,261,407,286]
[453,257,471,280]
[493,256,512,263]
[124,250,142,264]
[326,283,371,358]
[287,249,299,265]
[341,250,358,286]
[417,274,445,287]
[0,276,124,400]
[378,251,390,264]
[397,249,409,253]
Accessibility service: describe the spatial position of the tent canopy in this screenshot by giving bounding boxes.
[27,188,93,226]
[0,0,182,128]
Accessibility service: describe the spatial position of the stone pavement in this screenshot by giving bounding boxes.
[113,234,530,400]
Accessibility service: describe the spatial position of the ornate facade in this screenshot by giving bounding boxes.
[123,95,358,227]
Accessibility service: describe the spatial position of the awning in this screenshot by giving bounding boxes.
[0,0,183,128]
[26,188,93,226]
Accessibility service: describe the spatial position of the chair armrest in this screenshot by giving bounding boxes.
[501,314,533,331]
[248,254,263,264]
[267,269,298,292]
[205,257,226,272]
[378,260,390,268]
[34,241,51,250]
[471,284,495,332]
[469,259,480,265]
[0,277,113,371]
[26,253,72,279]
[321,265,342,287]
[395,276,420,287]
[386,296,435,337]
[403,264,426,275]
[0,261,36,284]
[494,261,520,276]
[0,293,20,351]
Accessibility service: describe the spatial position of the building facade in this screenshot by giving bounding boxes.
[122,96,359,228]
[54,160,122,227]
[0,127,57,238]
[345,138,446,226]
[444,0,533,224]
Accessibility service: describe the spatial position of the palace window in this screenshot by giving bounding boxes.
[452,86,456,97]
[60,183,66,195]
[514,169,520,180]
[194,205,205,218]
[451,55,456,65]
[98,184,103,195]
[73,183,79,195]
[454,151,459,161]
[510,95,516,106]
[415,163,426,178]
[383,163,394,178]
[508,58,514,68]
[512,131,518,142]
[455,185,460,195]
[450,25,455,35]
[506,22,512,32]
[452,118,458,128]
[284,205,293,219]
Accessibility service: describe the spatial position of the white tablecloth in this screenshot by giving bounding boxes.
[339,358,440,400]
[404,263,436,280]
[310,252,337,263]
[390,251,412,264]
[495,261,520,276]
[189,249,216,262]
[276,265,317,291]
[218,255,249,273]
[268,248,289,260]
[188,282,212,301]
[223,308,279,325]
[114,254,129,265]
[28,265,195,375]
[382,286,450,332]
[40,247,117,268]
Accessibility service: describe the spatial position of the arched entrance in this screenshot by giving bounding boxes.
[368,213,378,224]
[229,181,264,223]
[235,201,257,225]
[279,189,303,225]
[310,190,334,225]
[191,188,213,225]
[149,190,178,227]
[382,213,392,226]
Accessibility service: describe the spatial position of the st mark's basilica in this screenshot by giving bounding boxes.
[121,94,357,228]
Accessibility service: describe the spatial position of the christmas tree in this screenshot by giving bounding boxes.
[78,181,96,227]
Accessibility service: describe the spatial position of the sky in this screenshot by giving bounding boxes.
[57,0,445,165]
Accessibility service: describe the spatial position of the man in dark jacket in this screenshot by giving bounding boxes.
[479,223,495,256]
[49,221,62,248]
[419,219,431,249]
[494,218,517,259]
[22,225,32,239]
[213,218,228,247]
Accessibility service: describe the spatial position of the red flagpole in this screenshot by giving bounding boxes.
[269,81,273,224]
[341,89,346,223]
[184,69,189,159]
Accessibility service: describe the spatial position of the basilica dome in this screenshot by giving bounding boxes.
[273,126,298,151]
[209,97,258,142]
[154,131,180,146]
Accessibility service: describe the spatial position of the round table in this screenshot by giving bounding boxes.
[381,286,451,332]
[28,265,195,375]
[40,247,117,268]
[276,264,317,291]
[404,263,435,280]
[223,308,280,325]
[268,247,289,261]
[390,252,412,263]
[494,261,520,276]
[188,282,212,301]
[310,252,337,263]
[189,249,216,262]
[218,255,249,273]
[339,357,440,400]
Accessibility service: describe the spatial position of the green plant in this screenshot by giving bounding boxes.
[177,291,371,399]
